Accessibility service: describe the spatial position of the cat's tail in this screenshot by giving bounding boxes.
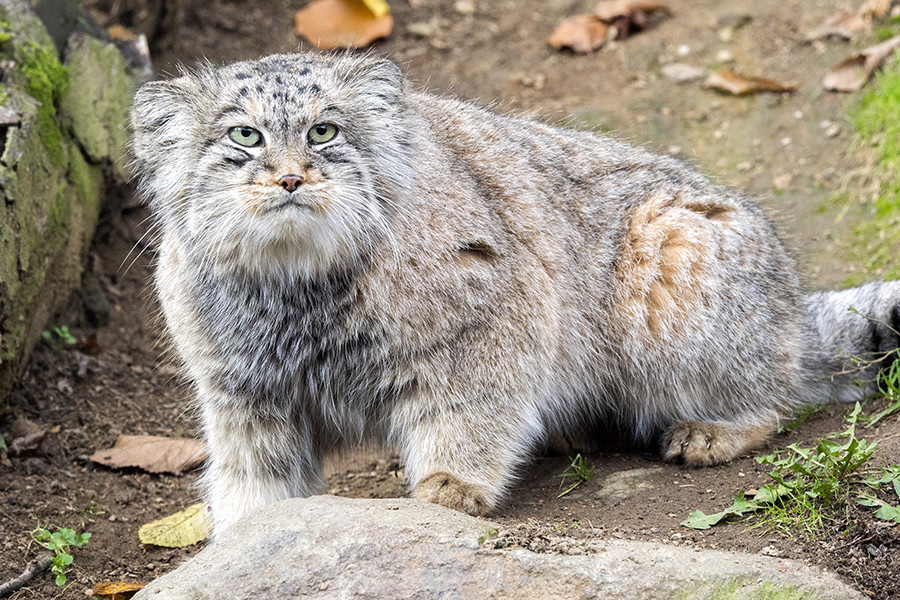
[803,280,900,402]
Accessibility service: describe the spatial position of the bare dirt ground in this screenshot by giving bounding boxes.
[1,0,898,598]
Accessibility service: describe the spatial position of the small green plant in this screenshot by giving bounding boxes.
[42,325,76,345]
[683,404,900,534]
[556,454,595,498]
[30,525,91,586]
[865,350,900,427]
[857,464,900,522]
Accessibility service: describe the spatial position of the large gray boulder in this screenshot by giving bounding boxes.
[0,0,133,409]
[136,495,864,600]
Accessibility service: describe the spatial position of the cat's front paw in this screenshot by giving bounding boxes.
[413,471,491,516]
[662,421,772,466]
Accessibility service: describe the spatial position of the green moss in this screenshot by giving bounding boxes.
[68,141,103,227]
[0,21,11,47]
[844,50,900,282]
[20,42,69,164]
[676,578,820,600]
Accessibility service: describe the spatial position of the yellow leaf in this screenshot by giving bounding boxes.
[90,580,144,599]
[359,0,390,18]
[138,503,211,548]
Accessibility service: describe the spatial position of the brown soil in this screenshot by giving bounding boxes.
[2,0,899,598]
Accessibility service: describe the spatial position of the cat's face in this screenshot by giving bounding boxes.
[132,53,413,278]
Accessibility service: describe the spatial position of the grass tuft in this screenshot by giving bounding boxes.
[845,50,900,281]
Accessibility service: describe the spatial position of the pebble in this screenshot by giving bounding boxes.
[773,174,792,189]
[820,120,841,137]
[661,63,706,83]
[453,0,475,15]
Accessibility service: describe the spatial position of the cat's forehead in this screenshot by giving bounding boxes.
[212,55,342,120]
[225,54,334,84]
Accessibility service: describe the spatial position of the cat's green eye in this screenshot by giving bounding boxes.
[229,126,263,147]
[308,123,338,144]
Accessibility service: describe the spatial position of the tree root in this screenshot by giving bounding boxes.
[0,554,53,597]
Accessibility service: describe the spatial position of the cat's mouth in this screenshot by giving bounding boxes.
[267,198,313,213]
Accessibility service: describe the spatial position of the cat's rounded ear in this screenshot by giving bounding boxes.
[341,56,405,102]
[131,76,202,162]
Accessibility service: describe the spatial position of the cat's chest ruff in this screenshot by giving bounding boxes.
[189,266,383,396]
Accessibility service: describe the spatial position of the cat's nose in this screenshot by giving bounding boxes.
[277,174,305,192]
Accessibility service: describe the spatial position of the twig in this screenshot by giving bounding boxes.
[832,532,878,551]
[0,554,53,597]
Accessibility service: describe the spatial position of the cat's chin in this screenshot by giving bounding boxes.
[205,216,358,280]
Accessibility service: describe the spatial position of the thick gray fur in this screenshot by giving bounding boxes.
[130,52,900,535]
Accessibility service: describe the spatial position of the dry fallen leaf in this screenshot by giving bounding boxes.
[295,0,393,50]
[594,0,670,21]
[139,503,211,548]
[704,69,795,95]
[810,9,871,40]
[90,435,208,474]
[550,0,669,53]
[91,581,144,599]
[823,35,900,91]
[548,14,610,53]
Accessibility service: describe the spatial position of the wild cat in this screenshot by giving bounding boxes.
[131,52,900,535]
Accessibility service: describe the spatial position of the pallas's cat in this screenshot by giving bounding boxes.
[131,52,900,535]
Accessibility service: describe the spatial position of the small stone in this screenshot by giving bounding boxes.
[57,379,73,394]
[866,544,883,558]
[676,44,691,56]
[780,137,792,146]
[661,63,706,83]
[453,0,476,14]
[715,49,734,63]
[820,120,841,138]
[407,19,440,38]
[773,174,792,189]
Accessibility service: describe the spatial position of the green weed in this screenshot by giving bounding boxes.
[683,403,900,535]
[865,350,900,427]
[42,325,76,345]
[556,453,595,498]
[30,525,91,586]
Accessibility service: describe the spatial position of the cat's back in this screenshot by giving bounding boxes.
[387,89,802,367]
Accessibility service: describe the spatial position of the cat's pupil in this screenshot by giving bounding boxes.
[316,125,327,135]
[240,128,252,137]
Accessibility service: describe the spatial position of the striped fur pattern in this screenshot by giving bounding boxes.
[131,52,900,535]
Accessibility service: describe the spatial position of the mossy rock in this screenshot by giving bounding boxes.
[0,0,134,409]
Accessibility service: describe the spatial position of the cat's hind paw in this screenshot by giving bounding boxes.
[662,421,773,466]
